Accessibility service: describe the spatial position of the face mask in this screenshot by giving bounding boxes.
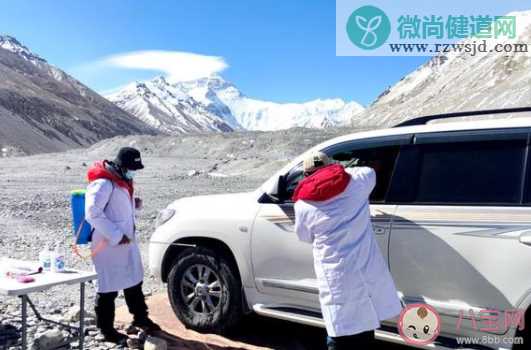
[124,170,136,180]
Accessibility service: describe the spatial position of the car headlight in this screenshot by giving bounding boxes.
[156,208,176,228]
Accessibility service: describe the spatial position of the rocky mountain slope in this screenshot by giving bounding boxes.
[356,10,531,127]
[106,76,234,134]
[107,75,365,133]
[0,36,157,156]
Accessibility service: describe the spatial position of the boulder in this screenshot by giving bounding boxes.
[63,306,94,323]
[31,329,64,350]
[144,336,167,350]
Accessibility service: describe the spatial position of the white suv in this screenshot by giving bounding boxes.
[149,108,531,349]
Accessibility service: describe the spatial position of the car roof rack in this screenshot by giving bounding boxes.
[394,107,531,127]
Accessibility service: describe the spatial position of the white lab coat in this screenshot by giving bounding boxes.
[85,179,144,293]
[294,167,402,337]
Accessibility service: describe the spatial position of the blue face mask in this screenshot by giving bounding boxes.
[124,170,136,180]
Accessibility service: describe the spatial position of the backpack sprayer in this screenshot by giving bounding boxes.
[71,189,92,244]
[70,189,107,259]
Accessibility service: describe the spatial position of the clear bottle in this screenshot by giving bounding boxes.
[39,246,51,271]
[51,245,66,273]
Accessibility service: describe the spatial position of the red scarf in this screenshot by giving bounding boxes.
[292,164,350,202]
[87,161,134,198]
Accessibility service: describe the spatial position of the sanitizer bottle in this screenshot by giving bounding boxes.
[51,245,66,273]
[39,246,51,271]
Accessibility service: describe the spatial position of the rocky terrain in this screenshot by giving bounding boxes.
[355,10,531,127]
[0,127,358,349]
[0,36,157,157]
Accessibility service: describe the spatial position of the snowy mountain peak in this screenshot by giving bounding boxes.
[134,82,150,93]
[0,35,45,63]
[107,75,365,134]
[200,74,235,90]
[0,35,74,84]
[107,76,234,134]
[177,74,241,99]
[151,75,169,87]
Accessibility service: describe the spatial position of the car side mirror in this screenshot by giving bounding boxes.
[265,175,287,203]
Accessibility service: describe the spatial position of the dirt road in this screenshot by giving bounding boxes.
[116,293,410,350]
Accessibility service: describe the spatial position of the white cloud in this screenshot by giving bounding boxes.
[100,50,228,83]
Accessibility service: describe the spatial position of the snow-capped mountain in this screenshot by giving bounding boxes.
[0,35,156,156]
[107,75,365,134]
[356,10,531,127]
[106,76,233,134]
[177,76,365,130]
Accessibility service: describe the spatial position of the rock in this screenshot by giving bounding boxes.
[31,329,64,350]
[84,317,96,326]
[64,306,94,323]
[187,170,200,177]
[0,324,20,347]
[143,337,167,350]
[104,341,118,348]
[86,325,97,332]
[127,337,142,349]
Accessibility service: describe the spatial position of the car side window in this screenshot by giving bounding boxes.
[330,145,400,203]
[388,137,527,205]
[282,163,304,201]
[280,144,401,203]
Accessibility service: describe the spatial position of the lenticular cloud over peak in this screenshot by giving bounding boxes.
[104,50,229,83]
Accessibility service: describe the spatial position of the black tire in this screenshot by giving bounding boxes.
[167,247,243,333]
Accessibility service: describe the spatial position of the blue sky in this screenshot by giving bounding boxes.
[0,0,526,106]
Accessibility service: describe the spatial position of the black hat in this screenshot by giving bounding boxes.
[114,147,144,170]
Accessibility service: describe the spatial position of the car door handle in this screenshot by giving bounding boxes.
[519,231,531,246]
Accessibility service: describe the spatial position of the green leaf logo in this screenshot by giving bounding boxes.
[347,6,391,49]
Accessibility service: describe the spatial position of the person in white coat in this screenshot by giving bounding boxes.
[85,147,160,344]
[292,152,402,350]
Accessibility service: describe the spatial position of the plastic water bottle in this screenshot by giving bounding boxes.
[39,247,51,271]
[51,246,66,273]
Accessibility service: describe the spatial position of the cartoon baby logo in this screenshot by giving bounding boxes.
[398,303,441,345]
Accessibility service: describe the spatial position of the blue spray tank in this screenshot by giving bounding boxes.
[71,189,93,244]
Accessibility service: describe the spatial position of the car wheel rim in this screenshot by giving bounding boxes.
[180,264,224,314]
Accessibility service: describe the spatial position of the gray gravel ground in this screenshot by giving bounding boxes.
[0,128,360,349]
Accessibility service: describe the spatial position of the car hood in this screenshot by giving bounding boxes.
[167,191,259,219]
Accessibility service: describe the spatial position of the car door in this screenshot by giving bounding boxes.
[250,135,411,311]
[387,128,531,336]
